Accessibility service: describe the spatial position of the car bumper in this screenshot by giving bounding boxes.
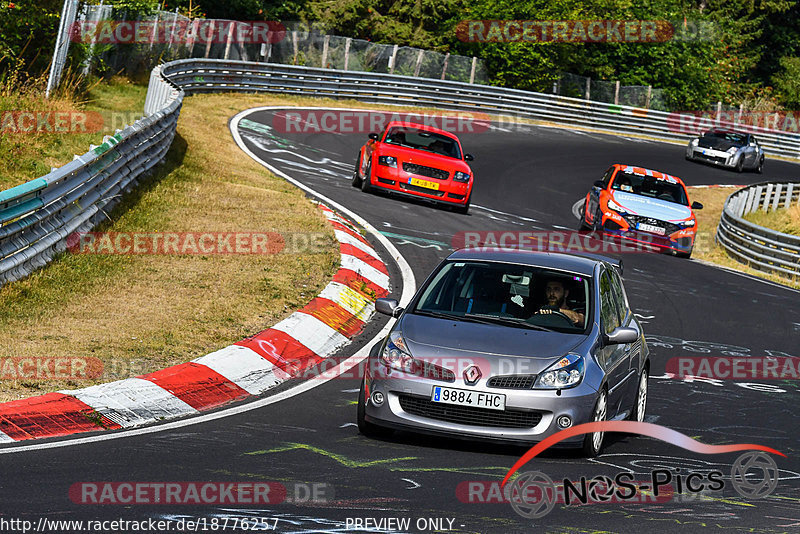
[369,168,471,205]
[600,226,695,254]
[687,147,739,168]
[363,369,599,446]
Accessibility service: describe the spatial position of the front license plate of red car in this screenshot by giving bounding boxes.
[409,177,439,190]
[431,386,505,411]
[637,223,666,235]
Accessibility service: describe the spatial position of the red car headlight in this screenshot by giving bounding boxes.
[378,156,398,168]
[453,171,470,182]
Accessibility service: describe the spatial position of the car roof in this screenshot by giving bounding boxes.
[613,164,683,185]
[384,121,459,139]
[446,248,607,276]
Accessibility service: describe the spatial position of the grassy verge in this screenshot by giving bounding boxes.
[0,91,347,402]
[744,203,800,236]
[0,76,147,190]
[687,186,800,290]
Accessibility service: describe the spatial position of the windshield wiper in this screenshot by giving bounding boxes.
[413,310,500,326]
[464,313,557,332]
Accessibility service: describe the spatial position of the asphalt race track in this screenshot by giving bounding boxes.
[2,109,800,534]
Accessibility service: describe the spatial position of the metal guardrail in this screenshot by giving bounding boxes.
[3,58,800,286]
[717,182,800,277]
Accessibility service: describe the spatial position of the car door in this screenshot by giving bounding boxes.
[609,268,639,410]
[597,268,629,417]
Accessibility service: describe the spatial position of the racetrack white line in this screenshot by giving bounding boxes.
[0,106,416,455]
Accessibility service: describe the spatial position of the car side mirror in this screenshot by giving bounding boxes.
[464,153,474,161]
[375,298,403,318]
[691,201,703,210]
[604,326,638,346]
[368,133,380,141]
[593,180,605,188]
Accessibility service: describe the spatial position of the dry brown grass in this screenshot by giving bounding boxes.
[687,186,800,290]
[744,203,800,236]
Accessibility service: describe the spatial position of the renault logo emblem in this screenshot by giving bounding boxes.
[464,365,482,385]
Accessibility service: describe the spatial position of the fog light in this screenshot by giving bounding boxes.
[371,391,385,406]
[557,415,572,428]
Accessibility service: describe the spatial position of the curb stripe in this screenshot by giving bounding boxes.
[340,243,389,275]
[193,345,282,395]
[234,329,323,376]
[330,221,371,247]
[141,363,251,411]
[0,430,14,443]
[341,254,390,290]
[332,269,389,299]
[334,228,378,257]
[299,297,365,338]
[271,312,350,357]
[0,393,121,440]
[63,378,198,428]
[318,281,374,321]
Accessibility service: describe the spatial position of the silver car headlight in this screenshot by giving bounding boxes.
[681,219,696,227]
[380,331,418,373]
[690,138,699,146]
[727,147,738,154]
[533,353,585,389]
[378,155,398,168]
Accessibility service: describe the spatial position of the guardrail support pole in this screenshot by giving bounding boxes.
[441,53,450,80]
[292,31,298,64]
[204,21,213,58]
[321,35,330,68]
[224,22,234,60]
[645,85,651,108]
[389,44,398,74]
[344,38,351,70]
[786,184,794,209]
[414,49,424,77]
[614,80,620,105]
[469,57,477,84]
[585,77,590,100]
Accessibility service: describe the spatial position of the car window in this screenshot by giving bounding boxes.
[383,127,462,159]
[602,167,614,188]
[413,261,590,333]
[599,269,621,334]
[610,171,689,205]
[609,268,628,325]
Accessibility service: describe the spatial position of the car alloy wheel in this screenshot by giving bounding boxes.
[583,389,607,457]
[351,152,363,187]
[361,159,374,193]
[632,371,648,422]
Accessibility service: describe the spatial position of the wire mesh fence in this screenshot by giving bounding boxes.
[554,72,667,111]
[74,9,488,84]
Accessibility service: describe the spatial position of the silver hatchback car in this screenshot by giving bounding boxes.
[357,248,649,456]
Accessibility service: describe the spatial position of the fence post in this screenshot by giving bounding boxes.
[204,20,213,58]
[321,34,330,68]
[645,85,652,108]
[389,44,398,74]
[414,49,424,77]
[166,8,178,57]
[737,103,744,124]
[715,101,722,123]
[343,37,351,70]
[292,30,298,64]
[585,77,590,100]
[46,0,80,98]
[187,18,199,56]
[614,80,620,105]
[224,21,234,60]
[469,56,477,84]
[441,52,450,80]
[150,11,159,50]
[785,183,795,209]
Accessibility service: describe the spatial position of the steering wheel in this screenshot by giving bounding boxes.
[533,306,575,325]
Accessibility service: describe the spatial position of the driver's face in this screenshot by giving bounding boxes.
[545,281,567,307]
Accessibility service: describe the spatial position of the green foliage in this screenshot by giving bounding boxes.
[0,1,62,76]
[772,56,800,108]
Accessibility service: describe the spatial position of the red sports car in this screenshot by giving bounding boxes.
[351,121,475,214]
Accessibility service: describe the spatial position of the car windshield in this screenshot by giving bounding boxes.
[611,171,689,205]
[412,261,590,333]
[383,127,462,159]
[703,131,746,145]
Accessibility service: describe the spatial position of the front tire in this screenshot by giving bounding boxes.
[582,389,607,457]
[357,377,392,438]
[736,157,744,173]
[351,153,363,187]
[454,194,471,215]
[360,159,374,193]
[629,370,648,422]
[756,157,764,174]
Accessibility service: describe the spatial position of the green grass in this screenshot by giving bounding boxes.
[0,76,147,190]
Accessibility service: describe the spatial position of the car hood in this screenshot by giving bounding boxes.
[398,313,586,374]
[697,136,743,151]
[377,143,471,173]
[612,191,692,221]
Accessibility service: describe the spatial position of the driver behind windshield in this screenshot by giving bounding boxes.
[537,280,585,326]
